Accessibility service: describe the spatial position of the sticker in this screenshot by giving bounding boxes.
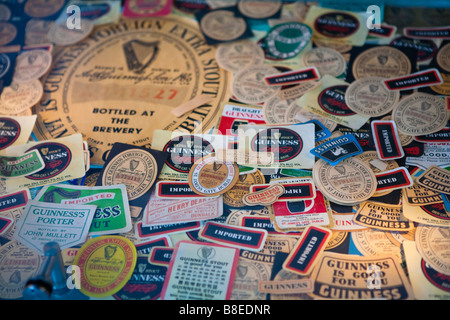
[214,102,265,137]
[143,191,223,226]
[404,26,450,39]
[311,134,363,166]
[74,236,137,298]
[24,0,66,19]
[402,193,450,227]
[239,123,315,169]
[264,67,320,86]
[309,252,414,300]
[136,221,201,239]
[69,0,121,25]
[240,216,277,234]
[195,7,252,44]
[352,228,403,261]
[345,76,400,117]
[231,65,281,104]
[403,240,450,299]
[368,24,397,40]
[250,179,316,202]
[161,240,239,300]
[135,237,170,256]
[230,257,271,300]
[0,80,43,115]
[122,0,173,18]
[4,134,86,192]
[351,46,412,80]
[188,154,239,197]
[371,120,404,160]
[243,183,285,206]
[13,200,97,255]
[353,202,412,231]
[437,42,450,73]
[374,167,414,195]
[223,169,265,208]
[13,50,52,83]
[283,225,332,276]
[33,16,231,166]
[0,240,41,300]
[199,221,268,252]
[416,165,450,195]
[313,157,377,205]
[149,246,173,267]
[415,125,450,143]
[383,68,443,91]
[35,183,132,236]
[265,22,312,59]
[392,93,448,137]
[297,75,370,130]
[0,149,45,178]
[97,142,167,219]
[47,19,94,46]
[302,47,346,78]
[329,202,365,232]
[390,36,438,64]
[215,39,265,73]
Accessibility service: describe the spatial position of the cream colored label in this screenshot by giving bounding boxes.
[403,184,443,206]
[302,47,346,77]
[258,279,313,294]
[351,229,403,263]
[216,39,265,73]
[353,201,413,231]
[231,258,271,300]
[415,225,450,276]
[33,17,230,165]
[402,191,450,227]
[0,115,36,151]
[0,80,43,115]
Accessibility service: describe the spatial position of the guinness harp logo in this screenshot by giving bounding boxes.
[104,245,117,260]
[123,39,159,74]
[129,159,139,171]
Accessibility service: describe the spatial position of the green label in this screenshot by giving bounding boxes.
[0,150,45,178]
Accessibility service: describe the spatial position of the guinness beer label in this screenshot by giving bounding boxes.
[404,26,450,39]
[415,225,450,276]
[371,120,404,160]
[374,167,414,195]
[353,202,412,232]
[33,17,230,165]
[403,184,444,206]
[383,68,443,91]
[416,165,450,195]
[402,192,450,227]
[311,134,363,166]
[155,180,201,199]
[0,115,37,151]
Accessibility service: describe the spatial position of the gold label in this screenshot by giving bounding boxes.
[353,201,413,231]
[33,17,230,165]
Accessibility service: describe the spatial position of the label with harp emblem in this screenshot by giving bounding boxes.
[33,17,230,166]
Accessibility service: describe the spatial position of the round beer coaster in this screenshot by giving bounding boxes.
[237,1,281,19]
[351,229,402,262]
[231,65,280,104]
[351,46,411,80]
[0,22,17,46]
[0,4,11,21]
[101,148,159,201]
[0,80,43,115]
[200,9,247,42]
[345,76,400,117]
[265,22,312,60]
[74,236,137,298]
[312,157,377,205]
[302,47,346,77]
[284,102,338,132]
[415,225,450,276]
[437,42,450,73]
[392,92,448,136]
[262,96,296,124]
[188,154,239,197]
[381,115,413,146]
[47,19,94,46]
[13,50,52,83]
[216,40,265,73]
[313,39,352,54]
[223,169,265,208]
[354,151,399,174]
[24,0,65,19]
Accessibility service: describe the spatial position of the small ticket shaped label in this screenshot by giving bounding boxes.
[0,188,30,213]
[371,120,404,160]
[403,26,450,39]
[149,246,174,267]
[199,221,268,252]
[0,115,37,151]
[161,240,240,300]
[383,68,443,91]
[243,183,285,206]
[155,180,204,199]
[375,167,413,194]
[249,179,316,202]
[136,221,201,239]
[282,225,332,276]
[264,67,320,86]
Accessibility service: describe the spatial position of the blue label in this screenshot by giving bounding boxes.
[311,134,363,166]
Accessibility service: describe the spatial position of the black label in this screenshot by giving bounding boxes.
[0,118,20,150]
[390,36,437,62]
[384,69,442,90]
[251,128,303,162]
[376,169,411,192]
[315,12,359,38]
[318,85,355,116]
[202,222,264,248]
[372,122,403,159]
[157,181,199,197]
[25,142,71,180]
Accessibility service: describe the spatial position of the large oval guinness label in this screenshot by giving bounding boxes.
[314,12,359,38]
[318,85,355,116]
[251,128,303,162]
[0,118,20,150]
[33,17,230,165]
[25,142,71,180]
[163,134,214,173]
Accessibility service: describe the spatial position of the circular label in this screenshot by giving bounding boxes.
[237,1,281,19]
[351,229,402,262]
[416,225,450,276]
[126,0,168,15]
[318,84,355,116]
[352,46,411,80]
[24,0,65,18]
[74,236,137,298]
[251,127,303,162]
[302,47,346,77]
[420,203,450,221]
[390,36,438,63]
[437,42,450,73]
[200,9,247,42]
[392,93,448,136]
[113,256,166,300]
[0,22,17,46]
[13,50,52,83]
[163,135,214,173]
[216,40,265,73]
[102,149,158,200]
[0,54,11,79]
[313,157,377,205]
[345,76,400,117]
[265,22,312,59]
[262,96,296,124]
[421,259,450,292]
[314,12,359,38]
[47,19,94,46]
[0,80,43,115]
[0,4,11,21]
[231,65,280,104]
[313,39,352,53]
[188,155,239,197]
[33,17,230,166]
[223,169,265,208]
[0,117,20,150]
[25,142,72,180]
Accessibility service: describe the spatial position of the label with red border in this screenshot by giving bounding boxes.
[404,26,450,39]
[368,24,396,38]
[282,225,331,276]
[264,67,320,86]
[240,216,277,234]
[250,180,316,202]
[375,167,414,193]
[371,120,404,160]
[134,236,170,256]
[0,216,13,235]
[383,68,443,91]
[155,180,203,198]
[136,221,201,239]
[149,246,173,266]
[0,189,30,213]
[199,221,267,251]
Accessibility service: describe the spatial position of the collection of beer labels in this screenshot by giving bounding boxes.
[0,0,448,301]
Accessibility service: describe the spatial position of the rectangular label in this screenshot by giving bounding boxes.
[311,134,363,165]
[136,221,200,239]
[404,26,450,39]
[264,67,320,86]
[383,68,443,91]
[371,120,404,160]
[156,181,203,198]
[375,167,414,193]
[416,165,450,195]
[250,181,316,202]
[149,246,174,266]
[353,202,412,231]
[0,189,30,213]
